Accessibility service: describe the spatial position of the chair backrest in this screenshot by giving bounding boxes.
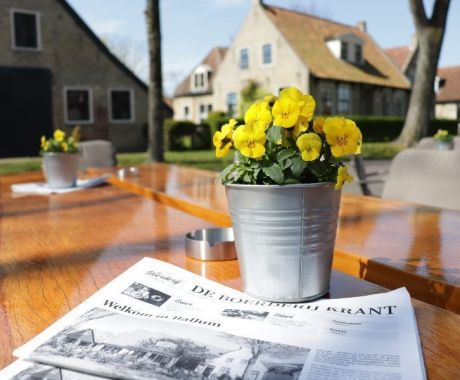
[382,149,460,210]
[416,137,436,150]
[78,140,117,170]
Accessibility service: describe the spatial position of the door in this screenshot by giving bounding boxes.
[0,67,53,158]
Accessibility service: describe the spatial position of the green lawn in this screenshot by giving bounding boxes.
[0,143,400,176]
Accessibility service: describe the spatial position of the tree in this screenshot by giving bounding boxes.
[145,0,164,162]
[396,0,450,147]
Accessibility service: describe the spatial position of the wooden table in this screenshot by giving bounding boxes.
[0,176,459,378]
[89,163,460,314]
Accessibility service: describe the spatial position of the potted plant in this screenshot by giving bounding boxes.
[433,129,454,151]
[41,128,80,189]
[213,86,362,302]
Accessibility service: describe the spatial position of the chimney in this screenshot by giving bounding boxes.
[356,21,367,33]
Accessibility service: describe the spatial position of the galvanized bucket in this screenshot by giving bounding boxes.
[43,152,79,189]
[226,183,341,302]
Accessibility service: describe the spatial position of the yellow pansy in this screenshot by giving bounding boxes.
[272,98,300,128]
[293,116,309,139]
[233,124,266,159]
[263,94,277,105]
[40,135,46,148]
[62,142,68,152]
[323,117,361,158]
[296,132,322,161]
[279,87,315,120]
[335,165,354,190]
[355,126,363,154]
[245,101,272,130]
[313,117,325,134]
[54,129,66,142]
[213,119,237,158]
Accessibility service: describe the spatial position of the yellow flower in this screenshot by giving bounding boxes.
[293,116,309,139]
[272,98,300,128]
[62,142,68,152]
[213,119,237,158]
[323,117,361,158]
[263,94,278,105]
[296,132,322,161]
[40,135,46,149]
[355,127,363,154]
[245,101,272,130]
[279,87,315,120]
[233,124,266,158]
[336,165,354,190]
[54,129,66,142]
[313,117,325,134]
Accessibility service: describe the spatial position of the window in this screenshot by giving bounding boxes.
[109,89,134,122]
[239,48,249,69]
[262,43,272,65]
[11,10,41,50]
[382,94,390,115]
[320,87,333,115]
[337,84,351,114]
[183,106,190,119]
[227,92,237,116]
[355,44,362,64]
[207,104,212,113]
[199,104,208,121]
[64,88,93,124]
[340,42,348,60]
[194,73,205,89]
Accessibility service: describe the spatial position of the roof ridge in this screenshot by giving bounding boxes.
[438,65,460,70]
[264,3,356,30]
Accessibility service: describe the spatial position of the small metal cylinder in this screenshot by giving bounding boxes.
[185,228,237,261]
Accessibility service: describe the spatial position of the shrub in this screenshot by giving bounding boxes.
[164,119,211,151]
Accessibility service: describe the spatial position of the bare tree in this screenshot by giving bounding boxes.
[145,0,164,162]
[397,0,451,147]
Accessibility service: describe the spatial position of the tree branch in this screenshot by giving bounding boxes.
[431,0,451,27]
[409,0,428,29]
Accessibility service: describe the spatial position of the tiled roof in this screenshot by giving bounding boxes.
[384,46,414,72]
[437,66,460,103]
[263,5,410,89]
[174,47,228,97]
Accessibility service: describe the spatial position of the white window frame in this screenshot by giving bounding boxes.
[63,87,94,125]
[108,88,135,123]
[183,105,190,120]
[260,43,274,67]
[238,47,249,69]
[10,9,42,51]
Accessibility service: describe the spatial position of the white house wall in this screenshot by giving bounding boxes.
[212,2,309,114]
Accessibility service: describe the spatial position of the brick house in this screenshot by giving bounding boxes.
[0,0,171,157]
[173,0,410,122]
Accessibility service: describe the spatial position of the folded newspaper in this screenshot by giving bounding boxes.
[3,258,426,380]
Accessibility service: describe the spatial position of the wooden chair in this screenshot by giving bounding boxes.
[352,155,387,196]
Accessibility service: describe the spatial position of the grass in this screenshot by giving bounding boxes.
[0,142,401,176]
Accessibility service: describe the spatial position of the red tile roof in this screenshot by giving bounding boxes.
[437,66,460,103]
[263,5,410,89]
[174,47,227,97]
[384,46,414,72]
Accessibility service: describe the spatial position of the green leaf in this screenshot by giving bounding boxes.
[218,163,236,183]
[284,178,300,185]
[266,126,283,144]
[277,149,296,163]
[262,163,284,184]
[290,156,308,177]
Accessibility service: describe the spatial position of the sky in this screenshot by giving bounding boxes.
[67,0,460,96]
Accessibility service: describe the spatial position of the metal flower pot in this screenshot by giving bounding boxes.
[436,141,454,151]
[43,152,79,189]
[226,183,341,302]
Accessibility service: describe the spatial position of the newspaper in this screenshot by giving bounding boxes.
[7,258,425,380]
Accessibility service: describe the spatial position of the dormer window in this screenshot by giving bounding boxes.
[327,33,364,65]
[340,42,348,60]
[191,64,211,92]
[11,9,41,50]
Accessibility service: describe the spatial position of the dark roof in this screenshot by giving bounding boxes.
[437,66,460,103]
[174,47,228,97]
[58,0,148,92]
[263,5,410,89]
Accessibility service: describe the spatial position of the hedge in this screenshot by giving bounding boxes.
[205,114,459,143]
[164,119,211,151]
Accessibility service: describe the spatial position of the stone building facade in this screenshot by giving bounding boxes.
[173,0,410,122]
[0,0,155,157]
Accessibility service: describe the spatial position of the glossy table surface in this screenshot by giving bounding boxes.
[0,174,459,378]
[89,163,460,313]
